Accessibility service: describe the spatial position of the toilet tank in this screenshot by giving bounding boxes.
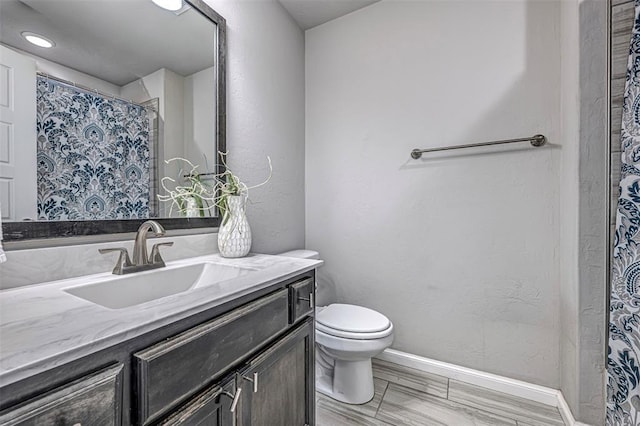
[278,249,335,307]
[278,250,320,260]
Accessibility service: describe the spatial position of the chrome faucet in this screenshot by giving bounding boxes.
[132,220,165,265]
[99,220,173,275]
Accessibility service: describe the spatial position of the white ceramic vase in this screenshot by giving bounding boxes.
[218,195,252,258]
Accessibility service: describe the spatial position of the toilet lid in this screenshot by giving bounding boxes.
[316,304,391,333]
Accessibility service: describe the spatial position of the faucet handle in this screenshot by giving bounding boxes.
[99,248,133,275]
[150,242,174,266]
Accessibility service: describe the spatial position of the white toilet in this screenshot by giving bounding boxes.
[279,250,394,405]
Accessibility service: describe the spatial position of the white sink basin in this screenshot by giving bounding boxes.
[64,262,253,309]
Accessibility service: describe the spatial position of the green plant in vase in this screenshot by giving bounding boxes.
[157,152,271,257]
[213,152,272,257]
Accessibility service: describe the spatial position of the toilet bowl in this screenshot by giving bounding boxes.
[279,250,394,405]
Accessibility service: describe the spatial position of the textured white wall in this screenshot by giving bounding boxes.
[163,68,187,204]
[575,1,607,423]
[306,0,562,387]
[559,1,607,424]
[184,67,216,168]
[559,0,580,415]
[205,0,306,254]
[22,48,122,96]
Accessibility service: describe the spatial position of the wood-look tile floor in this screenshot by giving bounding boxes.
[316,359,566,426]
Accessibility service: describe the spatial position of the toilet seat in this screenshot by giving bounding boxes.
[316,304,393,340]
[316,322,394,340]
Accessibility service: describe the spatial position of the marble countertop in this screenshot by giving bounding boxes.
[0,253,321,386]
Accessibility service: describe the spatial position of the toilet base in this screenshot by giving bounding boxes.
[316,358,375,405]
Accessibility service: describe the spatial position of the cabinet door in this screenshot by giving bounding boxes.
[237,319,314,426]
[158,375,236,426]
[0,364,123,426]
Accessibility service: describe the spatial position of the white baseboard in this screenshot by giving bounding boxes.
[376,348,592,426]
[556,391,585,426]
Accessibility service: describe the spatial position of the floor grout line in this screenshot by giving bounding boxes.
[374,380,389,419]
[446,377,450,400]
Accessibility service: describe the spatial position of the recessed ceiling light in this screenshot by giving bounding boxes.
[21,32,55,48]
[151,0,183,11]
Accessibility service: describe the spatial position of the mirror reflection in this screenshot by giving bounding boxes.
[0,0,219,222]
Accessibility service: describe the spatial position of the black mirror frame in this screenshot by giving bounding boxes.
[2,0,226,242]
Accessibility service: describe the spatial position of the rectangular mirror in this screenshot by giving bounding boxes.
[0,0,226,241]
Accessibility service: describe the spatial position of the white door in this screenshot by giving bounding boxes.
[0,45,37,222]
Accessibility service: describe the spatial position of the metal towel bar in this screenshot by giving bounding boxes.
[410,134,546,159]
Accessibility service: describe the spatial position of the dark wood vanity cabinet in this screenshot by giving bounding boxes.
[159,319,315,426]
[0,272,316,426]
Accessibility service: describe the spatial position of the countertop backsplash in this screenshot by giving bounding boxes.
[0,232,219,290]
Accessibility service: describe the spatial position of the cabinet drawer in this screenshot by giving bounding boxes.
[289,278,315,324]
[0,364,123,426]
[134,288,289,425]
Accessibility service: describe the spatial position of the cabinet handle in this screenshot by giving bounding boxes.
[223,387,242,413]
[242,372,259,393]
[298,293,314,308]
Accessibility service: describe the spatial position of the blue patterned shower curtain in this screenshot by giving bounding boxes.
[36,76,153,220]
[608,2,640,424]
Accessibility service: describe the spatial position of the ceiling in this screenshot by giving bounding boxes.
[0,0,216,86]
[0,0,381,86]
[277,0,380,30]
